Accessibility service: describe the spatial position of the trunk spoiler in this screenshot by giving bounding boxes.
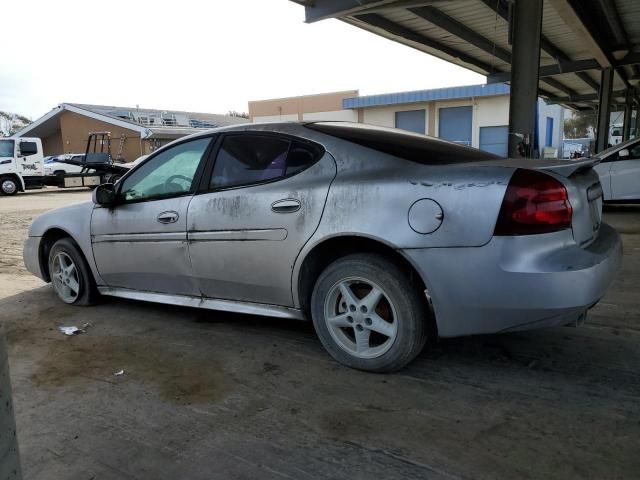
[470,157,600,177]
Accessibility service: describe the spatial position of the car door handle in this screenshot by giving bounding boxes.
[157,211,179,224]
[271,199,301,213]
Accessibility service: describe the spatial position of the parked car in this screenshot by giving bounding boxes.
[44,154,90,176]
[593,136,640,202]
[23,122,622,372]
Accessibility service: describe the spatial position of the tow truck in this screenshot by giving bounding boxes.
[0,132,129,196]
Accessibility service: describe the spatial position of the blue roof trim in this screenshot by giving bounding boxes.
[343,83,510,109]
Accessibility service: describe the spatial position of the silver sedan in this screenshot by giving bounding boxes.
[23,122,622,372]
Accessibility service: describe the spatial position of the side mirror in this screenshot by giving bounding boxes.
[93,183,117,206]
[618,148,630,158]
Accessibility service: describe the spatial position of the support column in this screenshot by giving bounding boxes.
[0,327,21,480]
[622,91,632,142]
[508,0,544,158]
[596,67,614,152]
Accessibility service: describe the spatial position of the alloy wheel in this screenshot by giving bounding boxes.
[51,252,80,303]
[323,277,398,359]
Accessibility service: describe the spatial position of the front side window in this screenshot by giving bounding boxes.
[0,140,15,157]
[119,137,210,202]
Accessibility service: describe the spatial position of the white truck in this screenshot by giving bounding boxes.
[0,133,128,196]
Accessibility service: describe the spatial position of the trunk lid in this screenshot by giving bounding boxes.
[475,156,600,178]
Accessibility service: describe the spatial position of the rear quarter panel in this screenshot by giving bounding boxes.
[305,147,512,249]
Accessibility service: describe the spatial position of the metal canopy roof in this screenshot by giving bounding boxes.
[343,82,511,108]
[292,0,640,110]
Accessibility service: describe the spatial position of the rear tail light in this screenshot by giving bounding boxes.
[494,169,572,235]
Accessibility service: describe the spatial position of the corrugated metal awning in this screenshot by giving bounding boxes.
[292,0,640,110]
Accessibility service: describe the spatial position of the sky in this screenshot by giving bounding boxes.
[0,0,484,120]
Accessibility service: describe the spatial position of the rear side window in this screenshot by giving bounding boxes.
[286,140,324,176]
[210,134,323,189]
[306,122,498,164]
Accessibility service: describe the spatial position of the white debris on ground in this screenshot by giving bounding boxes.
[58,326,84,336]
[58,323,92,336]
[113,370,125,376]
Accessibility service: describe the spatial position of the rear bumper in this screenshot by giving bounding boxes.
[23,236,45,281]
[402,223,622,337]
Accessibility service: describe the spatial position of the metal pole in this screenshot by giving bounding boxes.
[596,67,614,153]
[0,327,22,480]
[622,91,632,142]
[508,0,543,158]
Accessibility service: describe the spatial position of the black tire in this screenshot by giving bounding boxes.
[311,253,428,372]
[48,238,99,306]
[0,176,19,196]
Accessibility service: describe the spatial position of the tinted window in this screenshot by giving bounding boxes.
[286,140,324,176]
[210,135,289,189]
[211,134,311,189]
[119,137,210,202]
[0,140,14,157]
[20,141,38,156]
[306,122,498,164]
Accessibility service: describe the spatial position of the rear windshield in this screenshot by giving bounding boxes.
[0,140,15,157]
[305,122,499,164]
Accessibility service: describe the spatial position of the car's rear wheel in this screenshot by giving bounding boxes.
[0,177,18,196]
[311,253,428,372]
[48,238,99,306]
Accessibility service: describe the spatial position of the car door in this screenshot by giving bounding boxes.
[609,142,640,200]
[187,132,336,306]
[91,136,213,295]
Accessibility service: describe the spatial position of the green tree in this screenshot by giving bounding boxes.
[564,112,596,139]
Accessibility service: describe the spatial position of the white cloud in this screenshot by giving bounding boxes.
[1,0,483,119]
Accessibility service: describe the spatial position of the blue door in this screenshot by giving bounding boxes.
[545,117,554,147]
[438,106,472,146]
[395,109,426,134]
[479,126,508,157]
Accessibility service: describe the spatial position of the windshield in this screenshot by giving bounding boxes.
[0,139,15,157]
[597,137,639,157]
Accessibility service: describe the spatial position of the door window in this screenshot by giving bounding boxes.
[119,137,211,202]
[19,141,38,156]
[209,134,322,189]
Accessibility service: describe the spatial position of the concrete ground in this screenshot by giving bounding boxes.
[1,188,639,479]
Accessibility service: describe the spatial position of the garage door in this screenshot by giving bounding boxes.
[395,109,426,134]
[438,106,472,146]
[479,126,508,157]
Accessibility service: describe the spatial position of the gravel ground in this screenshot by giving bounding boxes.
[0,189,639,479]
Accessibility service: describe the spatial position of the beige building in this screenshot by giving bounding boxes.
[249,85,564,157]
[15,103,248,161]
[249,91,359,123]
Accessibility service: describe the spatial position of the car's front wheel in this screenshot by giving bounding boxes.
[311,253,428,372]
[0,177,18,196]
[48,238,99,306]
